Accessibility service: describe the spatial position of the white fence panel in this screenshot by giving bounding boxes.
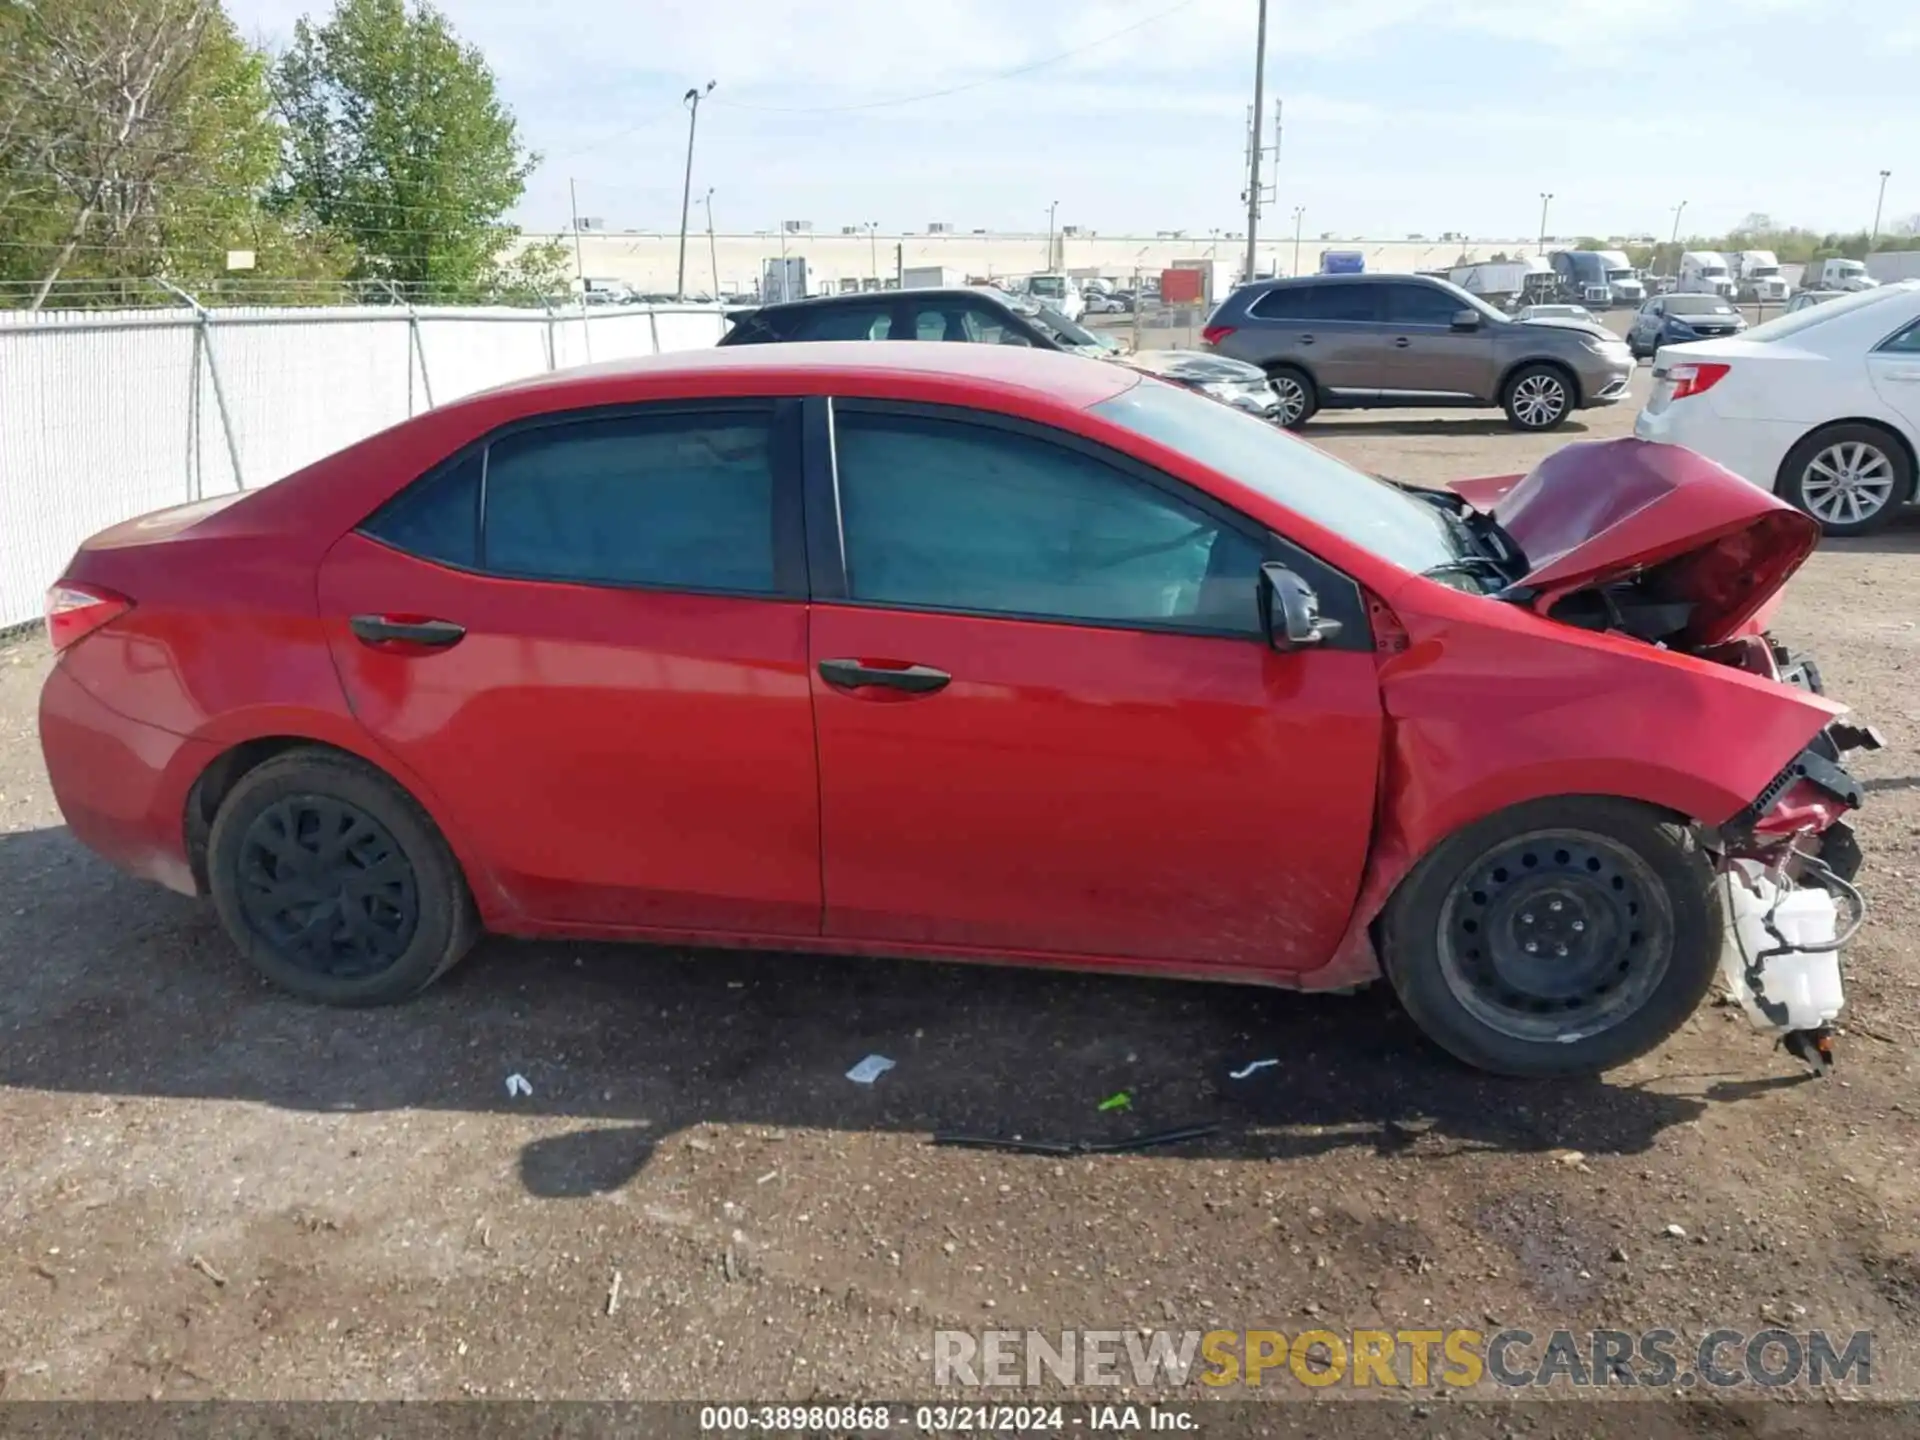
[0,300,731,629]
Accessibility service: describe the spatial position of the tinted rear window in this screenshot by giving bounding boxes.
[362,452,480,566]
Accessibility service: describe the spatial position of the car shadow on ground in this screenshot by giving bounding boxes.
[1819,511,1920,554]
[0,825,1742,1200]
[1304,416,1596,439]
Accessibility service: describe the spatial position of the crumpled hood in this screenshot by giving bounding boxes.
[1120,349,1269,384]
[1451,438,1820,647]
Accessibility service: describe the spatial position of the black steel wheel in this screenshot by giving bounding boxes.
[234,795,420,981]
[1380,797,1718,1077]
[1434,829,1670,1044]
[208,747,478,1005]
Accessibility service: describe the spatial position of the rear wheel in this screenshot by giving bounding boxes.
[1380,797,1719,1077]
[1501,363,1574,431]
[207,748,478,1006]
[1264,365,1317,430]
[1778,423,1914,537]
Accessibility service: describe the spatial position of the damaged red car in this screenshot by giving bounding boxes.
[37,343,1877,1077]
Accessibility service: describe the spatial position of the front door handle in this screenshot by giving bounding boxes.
[1884,367,1920,383]
[350,614,466,649]
[1296,333,1315,345]
[818,658,951,694]
[1393,337,1411,348]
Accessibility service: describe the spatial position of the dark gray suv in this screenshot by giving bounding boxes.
[1201,274,1635,431]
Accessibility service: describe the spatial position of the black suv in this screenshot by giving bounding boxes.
[1202,274,1636,431]
[718,286,1285,419]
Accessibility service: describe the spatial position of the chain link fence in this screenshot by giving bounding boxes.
[0,294,729,630]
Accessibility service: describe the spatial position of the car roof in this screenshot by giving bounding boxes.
[470,339,1139,410]
[1238,273,1429,290]
[747,286,1005,312]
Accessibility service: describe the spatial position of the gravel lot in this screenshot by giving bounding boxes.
[2,363,1918,1427]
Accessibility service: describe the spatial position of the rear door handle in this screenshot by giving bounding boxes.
[1393,337,1411,348]
[818,658,951,694]
[1884,367,1920,382]
[1296,333,1315,344]
[350,614,466,648]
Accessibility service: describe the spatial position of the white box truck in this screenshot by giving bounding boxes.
[1865,251,1920,284]
[901,265,967,289]
[1803,257,1878,292]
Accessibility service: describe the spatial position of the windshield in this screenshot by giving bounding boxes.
[1741,283,1909,343]
[1664,296,1736,315]
[1029,277,1067,297]
[1750,265,1780,276]
[1835,261,1866,276]
[1090,377,1467,576]
[1606,269,1634,281]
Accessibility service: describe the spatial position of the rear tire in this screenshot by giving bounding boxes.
[207,747,478,1006]
[1264,364,1318,430]
[1778,423,1914,537]
[1379,797,1719,1077]
[1501,363,1575,431]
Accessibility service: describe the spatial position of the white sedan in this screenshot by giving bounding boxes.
[1634,281,1920,535]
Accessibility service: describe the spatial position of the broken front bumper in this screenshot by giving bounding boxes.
[1713,653,1881,1074]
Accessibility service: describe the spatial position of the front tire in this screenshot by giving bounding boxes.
[1379,797,1719,1077]
[1778,423,1914,537]
[207,747,479,1006]
[1501,363,1574,431]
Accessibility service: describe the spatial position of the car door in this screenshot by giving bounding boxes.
[1867,314,1920,436]
[1378,282,1491,398]
[1277,281,1385,398]
[317,400,823,935]
[804,398,1385,972]
[1632,299,1662,348]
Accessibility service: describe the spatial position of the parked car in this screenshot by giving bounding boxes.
[1626,295,1748,359]
[1085,290,1134,315]
[1201,274,1634,432]
[1024,274,1085,321]
[38,343,1874,1077]
[719,287,1281,419]
[1634,281,1920,535]
[1515,304,1599,324]
[1785,289,1844,315]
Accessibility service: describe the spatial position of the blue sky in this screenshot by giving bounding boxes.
[228,0,1917,241]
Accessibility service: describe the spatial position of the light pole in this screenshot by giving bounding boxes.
[1873,169,1893,244]
[567,177,587,297]
[1536,192,1553,256]
[701,188,718,299]
[1667,200,1687,277]
[675,80,716,300]
[1243,0,1269,284]
[867,221,879,289]
[1291,205,1305,277]
[1046,200,1059,270]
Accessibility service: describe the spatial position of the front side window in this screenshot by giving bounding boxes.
[1384,283,1465,326]
[481,411,777,593]
[832,411,1264,634]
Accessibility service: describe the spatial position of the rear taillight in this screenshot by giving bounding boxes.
[1201,324,1236,346]
[1668,361,1730,401]
[45,582,131,652]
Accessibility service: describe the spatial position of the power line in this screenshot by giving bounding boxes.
[709,0,1200,115]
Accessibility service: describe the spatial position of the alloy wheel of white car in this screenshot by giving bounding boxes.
[1798,440,1898,529]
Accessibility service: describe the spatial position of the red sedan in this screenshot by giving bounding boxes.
[38,343,1875,1076]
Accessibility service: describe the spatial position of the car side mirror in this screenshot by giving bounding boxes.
[1258,563,1343,652]
[1450,309,1482,331]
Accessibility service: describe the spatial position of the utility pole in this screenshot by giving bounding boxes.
[568,177,586,295]
[1873,169,1892,244]
[676,80,716,300]
[1243,0,1268,283]
[868,221,879,288]
[1291,205,1305,278]
[1047,200,1059,270]
[1668,200,1687,276]
[1536,192,1553,256]
[702,188,718,298]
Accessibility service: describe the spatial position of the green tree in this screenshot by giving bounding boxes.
[0,0,348,307]
[272,0,541,299]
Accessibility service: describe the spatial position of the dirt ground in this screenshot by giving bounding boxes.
[3,367,1919,1429]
